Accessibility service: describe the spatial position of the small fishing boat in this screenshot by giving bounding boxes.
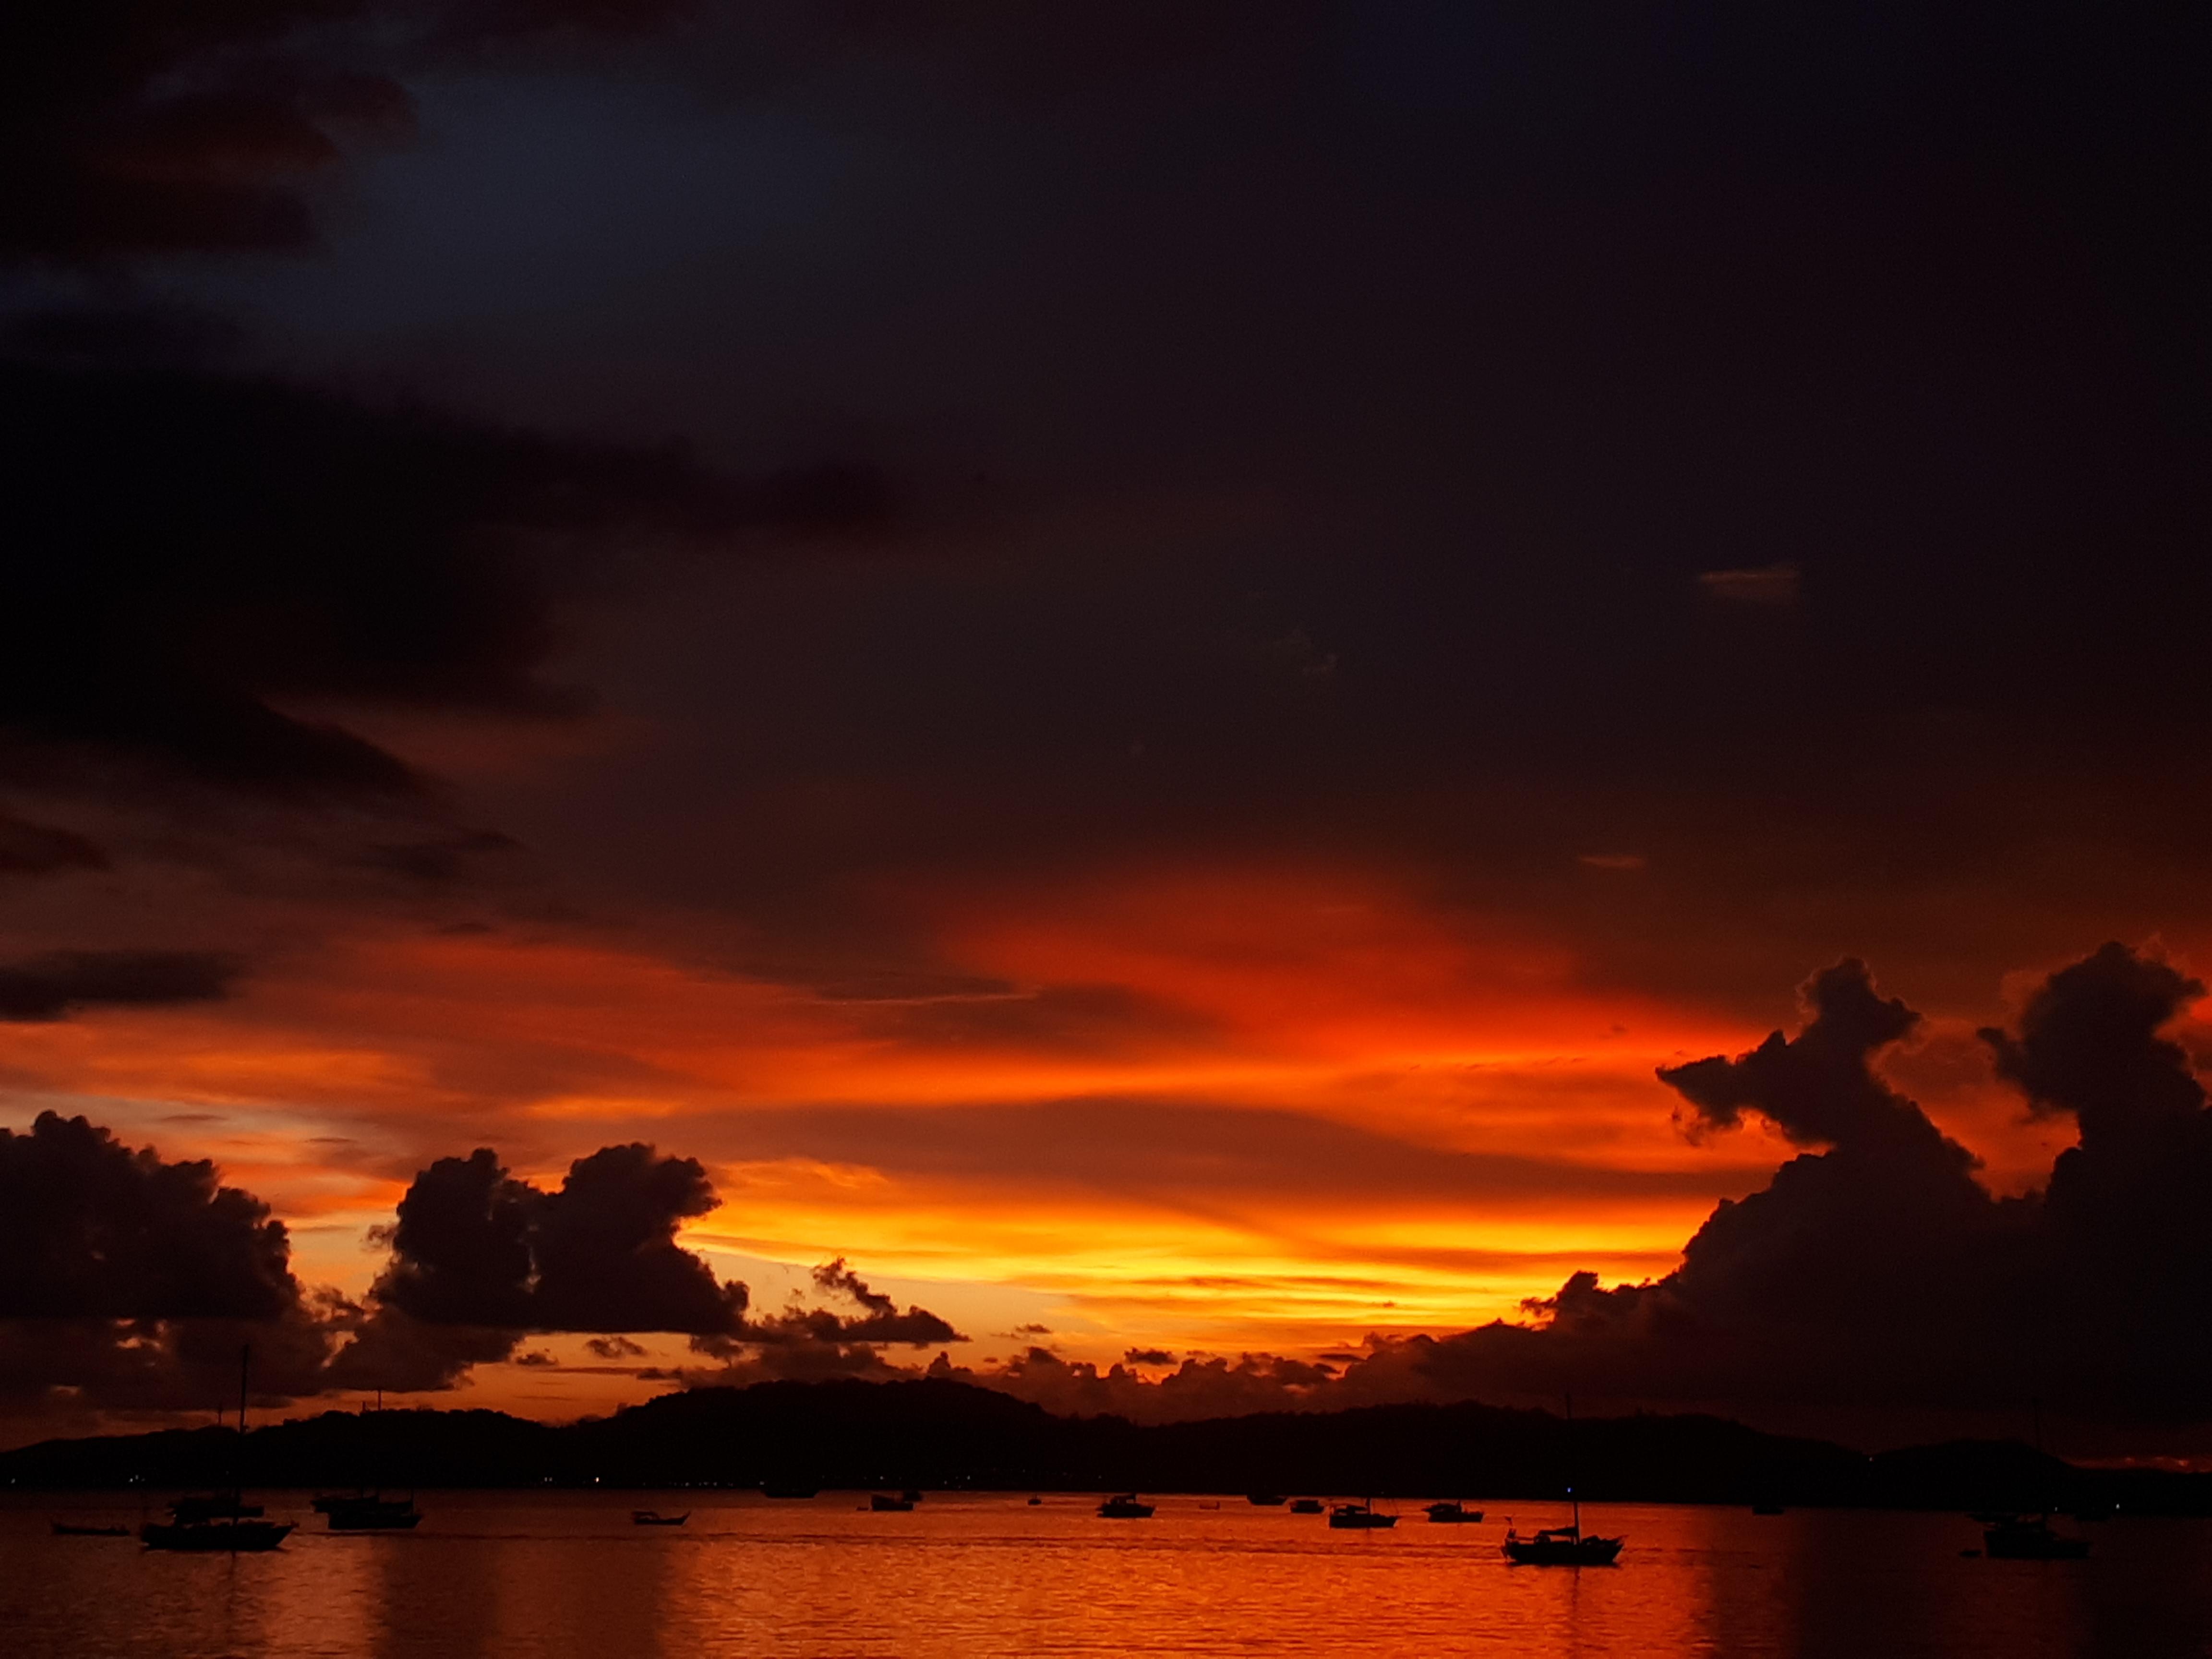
[325,1495,421,1530]
[1975,1513,2089,1560]
[142,1517,296,1552]
[1328,1502,1397,1530]
[868,1493,914,1512]
[1424,1501,1483,1524]
[632,1509,690,1526]
[1288,1498,1324,1515]
[50,1521,131,1537]
[1097,1493,1155,1518]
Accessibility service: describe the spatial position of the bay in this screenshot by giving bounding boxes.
[8,1491,2210,1658]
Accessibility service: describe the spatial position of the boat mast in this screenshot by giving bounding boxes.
[1565,1389,1579,1538]
[234,1345,250,1504]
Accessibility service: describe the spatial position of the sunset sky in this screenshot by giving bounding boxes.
[6,2,2212,1449]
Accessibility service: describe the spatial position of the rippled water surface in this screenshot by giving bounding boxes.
[8,1491,2211,1658]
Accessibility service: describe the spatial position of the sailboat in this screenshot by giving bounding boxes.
[1327,1500,1397,1529]
[1502,1392,1622,1565]
[142,1348,294,1553]
[1969,1399,2088,1560]
[317,1393,422,1529]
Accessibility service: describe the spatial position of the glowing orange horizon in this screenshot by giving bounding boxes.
[0,859,2083,1419]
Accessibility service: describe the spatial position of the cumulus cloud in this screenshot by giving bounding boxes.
[0,1113,336,1419]
[0,1113,963,1423]
[370,1144,747,1336]
[884,947,2212,1433]
[0,1113,297,1320]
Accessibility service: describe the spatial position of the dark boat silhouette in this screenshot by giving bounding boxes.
[170,1494,263,1523]
[50,1520,131,1537]
[144,1347,294,1553]
[1424,1501,1482,1524]
[1975,1513,2090,1560]
[1502,1392,1623,1564]
[142,1517,296,1552]
[1502,1523,1623,1565]
[868,1493,914,1512]
[1327,1502,1397,1530]
[1288,1498,1324,1514]
[1097,1493,1155,1518]
[326,1495,421,1530]
[632,1509,689,1526]
[1971,1402,2091,1559]
[1247,1492,1286,1506]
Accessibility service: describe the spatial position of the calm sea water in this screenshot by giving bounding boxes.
[7,1491,2211,1659]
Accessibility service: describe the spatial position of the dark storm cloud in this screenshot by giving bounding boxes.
[0,349,893,800]
[1977,945,2212,1415]
[0,1113,339,1418]
[0,1113,297,1319]
[912,947,2212,1431]
[1,355,709,795]
[1660,960,1936,1150]
[0,1112,963,1416]
[371,1143,747,1334]
[744,1259,962,1347]
[1302,950,2212,1426]
[0,951,243,1022]
[0,0,890,813]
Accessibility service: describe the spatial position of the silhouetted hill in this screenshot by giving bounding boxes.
[6,1380,2210,1513]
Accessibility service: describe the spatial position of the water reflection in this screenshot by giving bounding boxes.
[7,1493,2209,1658]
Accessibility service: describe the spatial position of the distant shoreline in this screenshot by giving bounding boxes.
[7,1377,2210,1516]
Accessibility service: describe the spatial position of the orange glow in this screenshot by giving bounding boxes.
[0,859,2069,1417]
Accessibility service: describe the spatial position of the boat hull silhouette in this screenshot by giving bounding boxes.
[1328,1504,1396,1529]
[1979,1515,2090,1560]
[325,1498,421,1530]
[1424,1502,1482,1523]
[141,1519,295,1552]
[1097,1494,1155,1518]
[1503,1527,1622,1565]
